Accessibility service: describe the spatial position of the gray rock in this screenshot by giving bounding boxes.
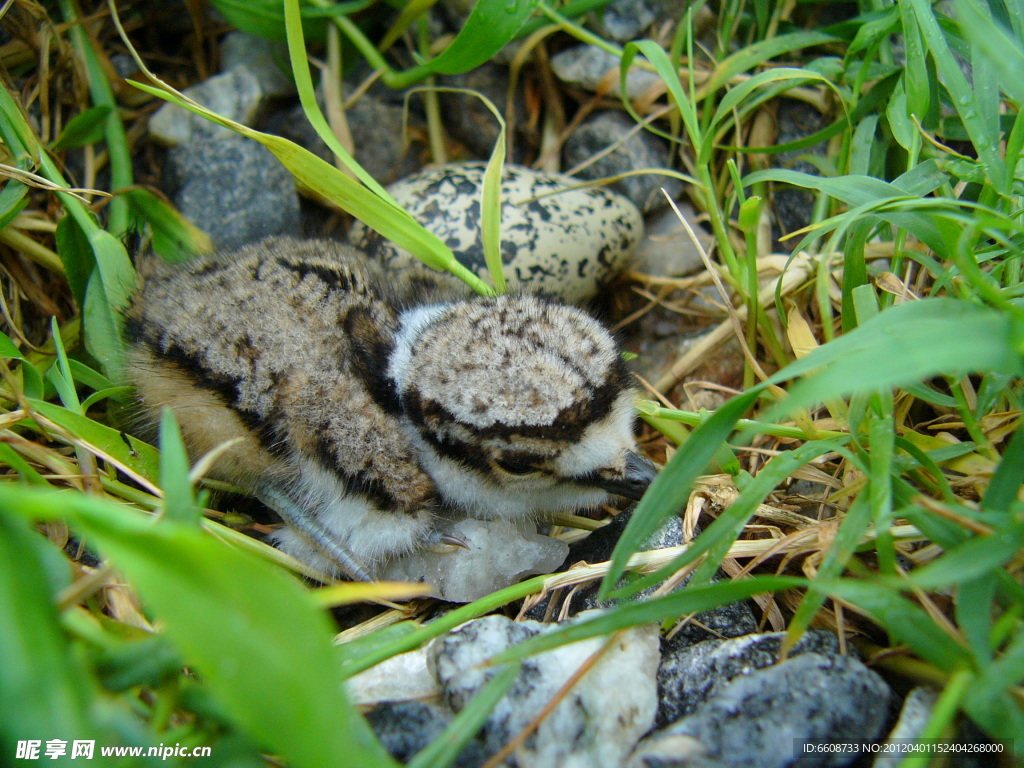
[590,0,657,41]
[630,652,893,768]
[633,201,712,276]
[429,613,660,768]
[345,648,438,706]
[220,31,295,99]
[551,45,662,102]
[565,110,682,211]
[589,0,691,41]
[440,64,527,162]
[163,135,301,250]
[656,630,844,728]
[366,700,489,768]
[770,99,829,250]
[658,599,759,657]
[379,518,569,604]
[149,66,264,146]
[873,687,937,767]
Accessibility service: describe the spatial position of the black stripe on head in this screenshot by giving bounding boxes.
[275,257,352,291]
[406,356,631,445]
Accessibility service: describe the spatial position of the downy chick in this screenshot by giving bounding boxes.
[125,236,656,579]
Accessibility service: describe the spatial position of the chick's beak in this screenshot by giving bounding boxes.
[594,451,657,501]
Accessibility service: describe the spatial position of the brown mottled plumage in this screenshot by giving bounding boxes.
[126,236,655,580]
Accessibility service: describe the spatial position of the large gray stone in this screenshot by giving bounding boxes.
[630,652,893,768]
[589,0,691,42]
[551,45,662,101]
[163,135,301,250]
[564,110,682,211]
[656,630,844,728]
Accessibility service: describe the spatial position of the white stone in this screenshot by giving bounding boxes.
[379,518,568,604]
[428,612,660,768]
[345,648,439,707]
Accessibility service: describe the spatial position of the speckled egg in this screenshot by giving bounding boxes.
[350,162,644,303]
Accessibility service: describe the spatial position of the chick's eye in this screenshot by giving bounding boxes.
[494,456,539,475]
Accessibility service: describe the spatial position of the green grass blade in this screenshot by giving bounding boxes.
[783,493,873,653]
[701,30,838,96]
[158,409,199,524]
[906,517,1024,590]
[823,579,972,671]
[123,188,214,262]
[0,510,95,752]
[60,0,132,236]
[0,486,398,768]
[50,104,112,150]
[123,76,494,296]
[426,0,540,75]
[766,299,1024,421]
[599,391,760,597]
[209,0,331,42]
[907,0,1006,191]
[983,417,1024,515]
[956,575,998,666]
[0,83,134,380]
[283,0,398,203]
[964,632,1024,744]
[493,576,807,664]
[406,662,520,768]
[46,317,81,412]
[26,398,160,483]
[621,40,701,149]
[0,179,29,230]
[613,437,850,600]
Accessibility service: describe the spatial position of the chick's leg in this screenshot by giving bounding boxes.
[255,481,374,582]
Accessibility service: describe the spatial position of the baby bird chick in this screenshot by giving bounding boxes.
[125,237,656,580]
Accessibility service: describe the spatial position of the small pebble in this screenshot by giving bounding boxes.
[564,110,682,211]
[220,31,295,99]
[551,45,663,101]
[149,66,264,146]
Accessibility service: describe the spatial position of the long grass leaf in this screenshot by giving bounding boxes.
[0,511,127,749]
[600,391,760,597]
[0,486,397,768]
[406,663,520,768]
